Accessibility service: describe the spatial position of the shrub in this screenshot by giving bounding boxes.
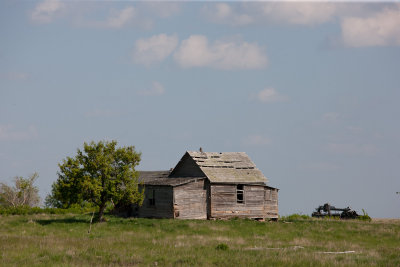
[0,206,42,215]
[215,243,229,251]
[0,173,40,207]
[0,205,96,215]
[280,214,311,222]
[358,209,372,222]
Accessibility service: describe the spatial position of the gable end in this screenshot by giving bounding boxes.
[169,152,206,178]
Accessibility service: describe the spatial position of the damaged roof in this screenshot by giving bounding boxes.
[186,151,268,184]
[138,171,170,181]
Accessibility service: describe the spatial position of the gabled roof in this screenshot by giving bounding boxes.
[185,151,268,184]
[138,171,206,186]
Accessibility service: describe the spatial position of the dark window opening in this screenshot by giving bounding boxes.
[148,189,155,206]
[237,185,244,204]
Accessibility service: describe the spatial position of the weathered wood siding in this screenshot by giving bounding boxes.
[210,184,266,219]
[136,182,278,220]
[264,188,279,219]
[169,153,205,178]
[137,186,174,218]
[173,180,207,219]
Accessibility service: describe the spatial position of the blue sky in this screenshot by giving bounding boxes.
[1,1,400,218]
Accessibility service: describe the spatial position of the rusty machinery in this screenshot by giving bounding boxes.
[312,203,359,219]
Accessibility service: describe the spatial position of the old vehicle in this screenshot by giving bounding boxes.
[312,203,359,219]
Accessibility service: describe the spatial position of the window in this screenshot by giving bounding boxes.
[264,189,272,201]
[148,189,155,206]
[237,185,244,203]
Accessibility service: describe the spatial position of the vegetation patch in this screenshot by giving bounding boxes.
[0,205,96,215]
[280,213,311,222]
[0,214,399,266]
[215,243,229,251]
[358,209,372,222]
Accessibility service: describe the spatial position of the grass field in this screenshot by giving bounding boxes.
[0,213,399,266]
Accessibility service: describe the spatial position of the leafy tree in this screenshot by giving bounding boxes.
[47,140,143,221]
[0,173,40,207]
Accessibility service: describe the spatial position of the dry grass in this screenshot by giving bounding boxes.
[0,214,399,266]
[372,218,400,224]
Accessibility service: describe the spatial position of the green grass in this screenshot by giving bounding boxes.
[0,205,96,215]
[0,214,399,266]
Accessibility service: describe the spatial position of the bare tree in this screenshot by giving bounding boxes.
[0,173,40,207]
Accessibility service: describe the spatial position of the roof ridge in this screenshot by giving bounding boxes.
[138,170,170,172]
[187,151,247,153]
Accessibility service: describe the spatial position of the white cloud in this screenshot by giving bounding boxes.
[202,3,254,26]
[202,2,340,27]
[85,109,117,119]
[103,7,136,29]
[326,143,377,156]
[243,135,271,146]
[140,2,181,18]
[1,72,29,81]
[0,125,38,141]
[322,112,340,123]
[261,2,337,25]
[174,35,267,70]
[138,81,165,96]
[341,5,400,47]
[302,162,340,172]
[133,34,178,66]
[346,126,363,134]
[30,3,145,30]
[31,0,65,23]
[82,6,136,29]
[256,88,286,103]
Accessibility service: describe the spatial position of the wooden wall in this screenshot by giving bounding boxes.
[264,188,279,219]
[173,180,207,219]
[137,186,174,218]
[137,182,278,220]
[210,184,266,219]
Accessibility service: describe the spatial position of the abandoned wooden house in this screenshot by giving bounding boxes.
[136,151,279,220]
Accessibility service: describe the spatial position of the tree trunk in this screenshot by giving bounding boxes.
[98,175,107,222]
[98,202,106,222]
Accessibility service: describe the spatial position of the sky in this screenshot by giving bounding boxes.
[1,0,400,218]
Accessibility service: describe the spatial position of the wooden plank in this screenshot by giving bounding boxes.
[209,184,280,219]
[211,185,236,193]
[173,179,207,219]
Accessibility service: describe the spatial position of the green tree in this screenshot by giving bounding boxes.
[47,140,143,221]
[0,173,40,207]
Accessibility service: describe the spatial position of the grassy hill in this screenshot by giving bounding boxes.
[0,213,399,266]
